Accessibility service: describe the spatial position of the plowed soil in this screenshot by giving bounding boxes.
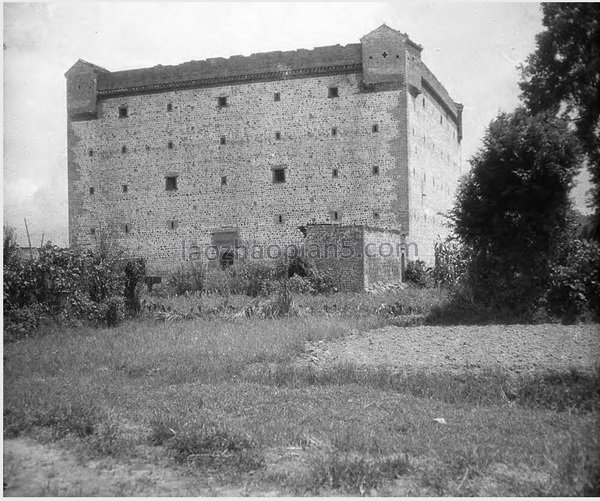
[302,323,599,374]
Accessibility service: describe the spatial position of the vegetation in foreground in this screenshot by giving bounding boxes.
[4,316,599,496]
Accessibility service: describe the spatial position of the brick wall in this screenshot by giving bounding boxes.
[305,224,364,292]
[406,79,462,264]
[68,72,408,275]
[66,25,462,280]
[362,227,404,288]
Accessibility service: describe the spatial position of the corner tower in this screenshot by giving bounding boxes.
[360,24,423,87]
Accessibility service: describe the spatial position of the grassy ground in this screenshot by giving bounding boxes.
[4,290,600,496]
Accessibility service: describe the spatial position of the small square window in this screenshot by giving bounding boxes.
[373,211,380,220]
[272,168,286,183]
[118,106,128,118]
[372,165,380,175]
[220,136,226,145]
[332,168,339,178]
[88,149,93,157]
[328,87,339,98]
[90,228,96,236]
[122,184,128,193]
[167,103,173,112]
[168,141,173,149]
[221,176,227,186]
[275,132,281,140]
[331,127,338,137]
[218,96,227,107]
[372,124,379,133]
[121,145,127,154]
[89,187,95,195]
[165,176,178,191]
[274,92,280,102]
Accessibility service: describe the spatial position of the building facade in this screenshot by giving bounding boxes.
[65,25,463,283]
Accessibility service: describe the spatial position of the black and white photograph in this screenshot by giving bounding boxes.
[3,1,599,496]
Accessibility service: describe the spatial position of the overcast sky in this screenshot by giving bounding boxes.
[2,2,592,247]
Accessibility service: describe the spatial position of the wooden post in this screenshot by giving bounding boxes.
[24,218,33,259]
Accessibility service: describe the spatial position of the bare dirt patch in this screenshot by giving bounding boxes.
[2,438,252,496]
[300,323,600,374]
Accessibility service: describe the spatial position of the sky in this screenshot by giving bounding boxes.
[2,1,593,247]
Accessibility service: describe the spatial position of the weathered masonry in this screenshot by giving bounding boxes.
[66,24,463,286]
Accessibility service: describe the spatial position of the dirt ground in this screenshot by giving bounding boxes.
[301,323,600,374]
[4,322,599,496]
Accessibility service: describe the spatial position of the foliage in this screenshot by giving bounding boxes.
[404,260,434,288]
[123,258,146,313]
[167,262,204,295]
[200,260,283,296]
[520,3,600,236]
[287,274,316,294]
[167,258,337,297]
[451,108,581,309]
[149,415,263,472]
[3,225,19,265]
[544,238,600,321]
[230,260,285,297]
[433,237,470,290]
[308,452,410,495]
[3,242,145,333]
[287,256,338,294]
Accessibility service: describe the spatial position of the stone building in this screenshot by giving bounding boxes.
[65,24,463,290]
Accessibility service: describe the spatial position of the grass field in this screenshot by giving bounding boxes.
[4,291,600,496]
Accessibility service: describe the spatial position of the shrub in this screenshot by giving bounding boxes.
[123,258,146,313]
[433,238,470,289]
[167,262,205,295]
[230,260,283,297]
[405,260,434,288]
[3,303,51,342]
[288,274,315,294]
[3,242,145,330]
[287,256,337,294]
[545,239,600,321]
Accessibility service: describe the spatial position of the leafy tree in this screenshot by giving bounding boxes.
[520,3,600,237]
[452,108,581,308]
[3,225,19,265]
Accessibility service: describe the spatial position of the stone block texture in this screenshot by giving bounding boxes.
[65,24,463,285]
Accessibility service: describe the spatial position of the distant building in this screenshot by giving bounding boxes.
[65,25,463,290]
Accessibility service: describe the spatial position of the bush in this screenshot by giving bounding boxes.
[433,238,470,289]
[405,260,434,288]
[167,262,204,295]
[545,239,600,321]
[3,303,51,342]
[229,260,283,297]
[3,242,145,331]
[287,256,337,294]
[123,258,146,313]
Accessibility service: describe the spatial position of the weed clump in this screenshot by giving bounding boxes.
[149,416,263,472]
[307,452,410,495]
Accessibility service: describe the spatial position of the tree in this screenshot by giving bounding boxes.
[3,225,19,265]
[520,3,600,237]
[452,108,581,308]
